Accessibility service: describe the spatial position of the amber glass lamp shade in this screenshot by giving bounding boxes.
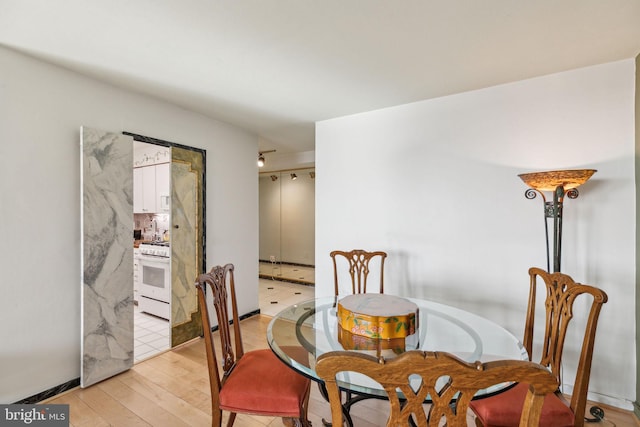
[518,169,596,192]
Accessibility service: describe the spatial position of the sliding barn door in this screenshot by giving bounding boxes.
[80,126,134,387]
[170,145,204,346]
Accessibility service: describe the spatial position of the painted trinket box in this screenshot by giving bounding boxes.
[336,294,418,343]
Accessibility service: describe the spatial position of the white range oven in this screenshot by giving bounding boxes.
[138,242,171,320]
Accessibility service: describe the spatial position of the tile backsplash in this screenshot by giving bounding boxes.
[134,213,170,241]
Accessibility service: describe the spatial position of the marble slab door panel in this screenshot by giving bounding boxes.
[80,127,134,388]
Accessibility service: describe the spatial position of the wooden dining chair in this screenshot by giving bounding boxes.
[470,267,608,427]
[330,249,387,295]
[195,264,311,427]
[316,350,559,427]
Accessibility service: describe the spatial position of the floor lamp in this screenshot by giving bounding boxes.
[518,169,596,273]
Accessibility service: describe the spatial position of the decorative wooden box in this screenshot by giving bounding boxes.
[336,294,418,346]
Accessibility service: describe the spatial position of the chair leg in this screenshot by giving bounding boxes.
[212,409,222,427]
[297,381,312,427]
[226,412,236,427]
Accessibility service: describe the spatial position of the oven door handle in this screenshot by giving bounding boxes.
[138,255,170,262]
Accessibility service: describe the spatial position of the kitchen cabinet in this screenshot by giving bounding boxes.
[155,162,170,213]
[134,163,170,213]
[133,166,156,213]
[142,166,157,212]
[133,168,143,212]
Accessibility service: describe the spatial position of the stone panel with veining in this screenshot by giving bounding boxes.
[81,127,133,387]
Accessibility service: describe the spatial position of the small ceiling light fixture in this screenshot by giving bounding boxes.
[270,175,278,181]
[518,168,596,273]
[290,173,297,180]
[257,149,276,168]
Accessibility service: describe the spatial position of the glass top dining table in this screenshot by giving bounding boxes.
[267,295,528,400]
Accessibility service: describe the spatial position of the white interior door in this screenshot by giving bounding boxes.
[80,126,134,387]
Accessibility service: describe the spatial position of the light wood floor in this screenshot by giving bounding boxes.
[46,315,638,427]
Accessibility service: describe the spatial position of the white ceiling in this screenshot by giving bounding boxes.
[1,1,639,154]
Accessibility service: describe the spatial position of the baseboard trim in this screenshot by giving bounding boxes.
[206,309,261,333]
[240,309,261,321]
[14,378,80,404]
[259,274,315,286]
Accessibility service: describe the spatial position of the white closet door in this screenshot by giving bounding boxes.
[80,126,134,387]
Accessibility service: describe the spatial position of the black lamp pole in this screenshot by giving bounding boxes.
[520,169,595,274]
[525,185,580,273]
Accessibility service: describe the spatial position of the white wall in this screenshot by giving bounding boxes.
[0,46,259,403]
[316,59,636,409]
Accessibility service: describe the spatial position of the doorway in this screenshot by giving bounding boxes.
[132,141,172,362]
[258,168,315,284]
[127,132,206,352]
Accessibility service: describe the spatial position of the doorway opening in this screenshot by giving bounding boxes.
[258,168,315,314]
[258,167,315,282]
[132,141,172,362]
[127,132,206,362]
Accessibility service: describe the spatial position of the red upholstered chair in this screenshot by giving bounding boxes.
[330,249,387,295]
[316,350,559,427]
[470,267,608,427]
[196,264,311,427]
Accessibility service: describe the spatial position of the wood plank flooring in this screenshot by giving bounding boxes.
[45,314,639,426]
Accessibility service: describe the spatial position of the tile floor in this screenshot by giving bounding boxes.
[258,261,315,317]
[134,304,170,363]
[134,264,315,362]
[258,277,316,317]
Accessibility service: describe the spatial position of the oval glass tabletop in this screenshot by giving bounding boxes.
[267,295,528,400]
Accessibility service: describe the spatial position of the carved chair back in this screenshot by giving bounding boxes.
[195,264,243,404]
[316,350,559,427]
[523,267,608,425]
[330,249,387,295]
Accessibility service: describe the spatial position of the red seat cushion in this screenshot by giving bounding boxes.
[219,349,310,417]
[469,382,575,427]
